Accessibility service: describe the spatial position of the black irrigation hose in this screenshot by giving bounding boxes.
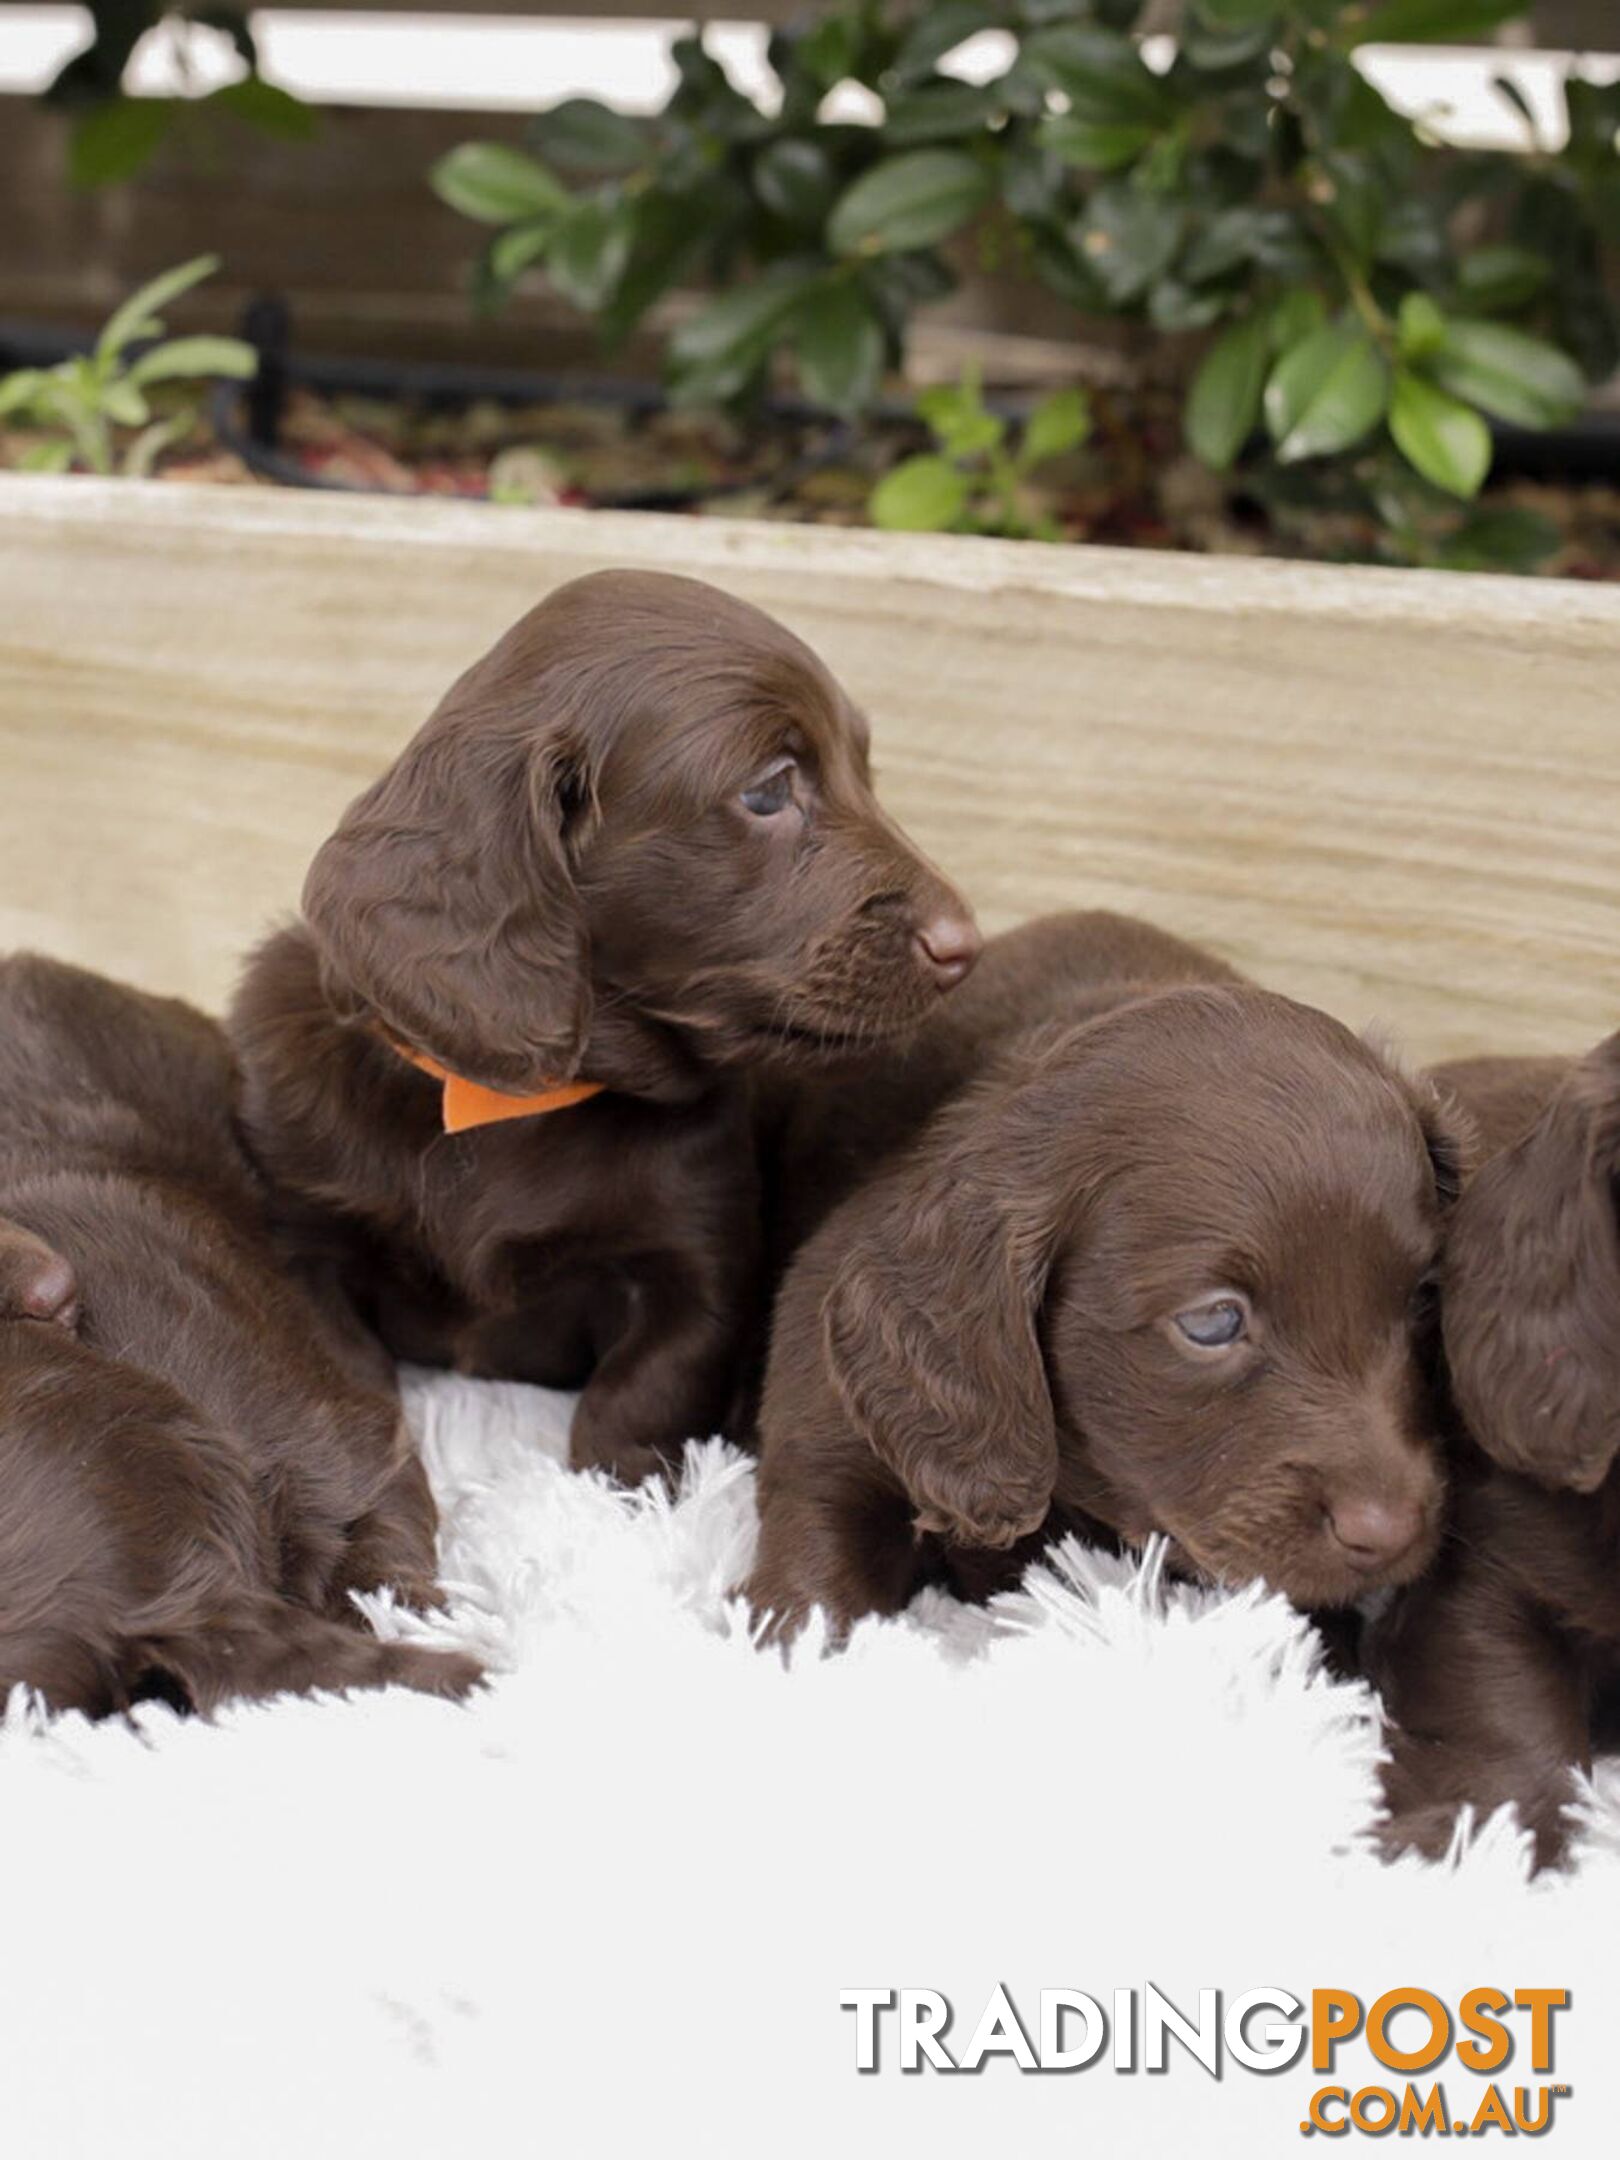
[207,365,867,512]
[5,307,1618,494]
[202,295,870,510]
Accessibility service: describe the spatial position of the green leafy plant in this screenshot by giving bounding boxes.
[0,255,256,475]
[45,4,316,189]
[433,0,1616,566]
[430,14,1008,414]
[872,371,1091,534]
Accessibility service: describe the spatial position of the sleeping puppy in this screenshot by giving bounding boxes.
[749,952,1462,1640]
[1374,1033,1620,1870]
[0,955,476,1717]
[232,569,980,1487]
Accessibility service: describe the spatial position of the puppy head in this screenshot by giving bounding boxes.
[303,569,979,1090]
[1443,1029,1620,1494]
[822,988,1458,1608]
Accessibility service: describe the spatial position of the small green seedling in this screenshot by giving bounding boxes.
[871,371,1091,539]
[0,255,256,477]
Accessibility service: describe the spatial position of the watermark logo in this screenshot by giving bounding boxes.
[839,1983,1571,2137]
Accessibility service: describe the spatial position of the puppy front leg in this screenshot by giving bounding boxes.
[747,1460,924,1646]
[333,1449,447,1615]
[568,1248,750,1486]
[1372,1561,1588,1874]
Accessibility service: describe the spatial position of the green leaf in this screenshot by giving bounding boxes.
[122,408,196,479]
[1073,184,1185,306]
[98,254,222,364]
[1192,0,1282,23]
[1348,0,1527,44]
[1564,77,1620,167]
[1021,387,1091,467]
[1374,201,1447,282]
[1429,321,1585,430]
[1036,115,1153,172]
[1453,245,1547,315]
[861,250,958,338]
[430,143,570,226]
[1181,13,1279,67]
[99,379,150,427]
[546,195,635,311]
[1396,292,1446,362]
[1434,506,1560,575]
[1185,310,1270,470]
[1267,287,1326,353]
[827,151,991,258]
[883,83,1000,147]
[1022,27,1173,127]
[0,369,47,419]
[668,264,819,403]
[1029,228,1108,310]
[999,137,1061,221]
[207,79,318,142]
[753,139,837,227]
[528,98,647,173]
[598,186,712,348]
[889,0,996,85]
[792,284,885,416]
[1148,279,1225,332]
[489,220,557,285]
[916,381,1003,459]
[870,454,970,532]
[796,12,859,92]
[69,97,174,191]
[127,336,257,387]
[1182,208,1309,286]
[1264,323,1389,463]
[1312,151,1382,266]
[19,440,76,474]
[1389,371,1492,499]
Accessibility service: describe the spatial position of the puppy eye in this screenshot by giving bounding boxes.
[740,759,797,818]
[1174,1297,1248,1351]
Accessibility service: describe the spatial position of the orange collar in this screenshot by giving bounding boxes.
[389,1040,604,1135]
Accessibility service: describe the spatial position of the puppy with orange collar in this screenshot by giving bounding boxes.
[232,570,980,1486]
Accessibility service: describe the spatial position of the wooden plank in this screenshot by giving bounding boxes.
[0,96,1101,373]
[0,474,1615,1062]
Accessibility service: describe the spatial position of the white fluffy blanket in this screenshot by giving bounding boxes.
[4,1372,1617,2158]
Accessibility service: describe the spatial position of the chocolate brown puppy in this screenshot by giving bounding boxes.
[0,954,476,1717]
[232,569,979,1485]
[759,906,1245,1266]
[1375,1034,1620,1870]
[750,932,1461,1640]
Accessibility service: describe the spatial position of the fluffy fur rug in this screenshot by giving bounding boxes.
[4,1371,1617,2158]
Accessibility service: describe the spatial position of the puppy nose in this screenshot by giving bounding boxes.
[1,1237,79,1328]
[1326,1496,1425,1571]
[912,911,982,990]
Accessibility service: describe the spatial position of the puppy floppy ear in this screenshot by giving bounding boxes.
[304,726,592,1089]
[1445,1029,1620,1493]
[1415,1084,1472,1211]
[819,1046,1078,1550]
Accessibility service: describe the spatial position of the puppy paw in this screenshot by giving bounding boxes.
[1374,1802,1466,1865]
[570,1433,684,1493]
[383,1644,485,1701]
[1376,1794,1573,1875]
[910,1467,1053,1552]
[381,1574,450,1616]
